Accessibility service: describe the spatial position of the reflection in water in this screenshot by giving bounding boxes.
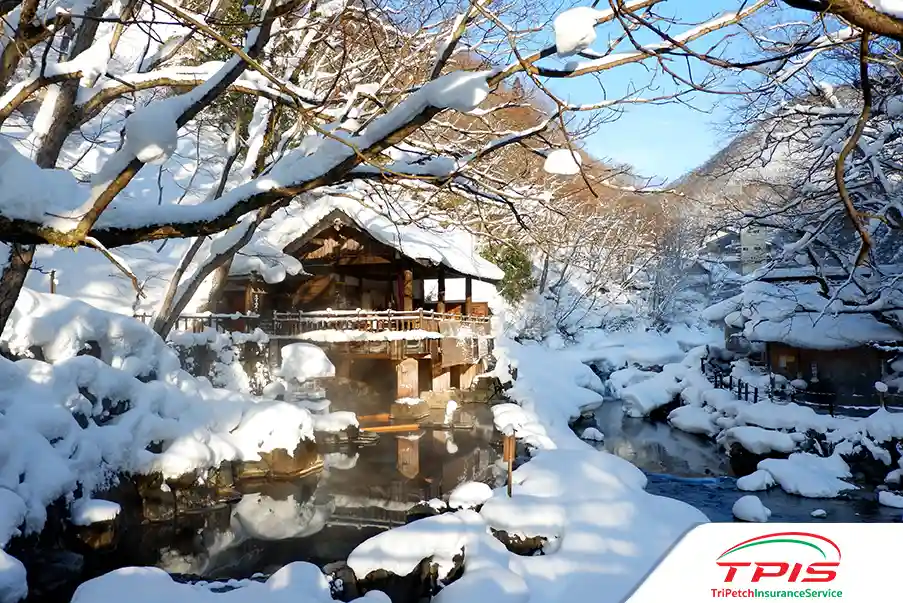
[593,400,902,523]
[150,405,499,580]
[592,401,731,477]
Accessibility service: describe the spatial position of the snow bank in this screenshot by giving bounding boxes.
[70,562,363,603]
[603,345,903,499]
[0,291,316,576]
[350,451,706,603]
[490,337,604,447]
[0,551,26,603]
[278,343,335,383]
[732,495,770,522]
[465,326,709,603]
[757,453,856,498]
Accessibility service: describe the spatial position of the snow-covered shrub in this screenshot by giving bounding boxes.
[0,291,315,550]
[168,328,271,394]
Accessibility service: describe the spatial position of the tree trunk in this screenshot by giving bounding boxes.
[0,244,35,333]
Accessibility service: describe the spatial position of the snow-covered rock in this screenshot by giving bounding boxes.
[448,481,493,509]
[732,495,771,522]
[810,509,827,518]
[878,490,903,509]
[736,469,775,492]
[757,453,856,498]
[580,427,604,442]
[719,426,797,455]
[70,561,361,603]
[311,411,358,433]
[0,550,26,603]
[70,499,121,526]
[279,343,335,383]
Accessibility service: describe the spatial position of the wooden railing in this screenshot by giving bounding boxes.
[134,309,491,338]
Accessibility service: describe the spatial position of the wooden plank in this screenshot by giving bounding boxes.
[358,413,391,423]
[360,424,421,433]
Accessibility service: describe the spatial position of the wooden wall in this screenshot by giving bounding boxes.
[767,342,886,397]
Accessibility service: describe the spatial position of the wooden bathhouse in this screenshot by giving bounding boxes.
[209,195,504,406]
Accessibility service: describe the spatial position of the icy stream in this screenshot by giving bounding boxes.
[591,400,903,522]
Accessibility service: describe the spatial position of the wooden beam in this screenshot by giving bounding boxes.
[360,424,421,433]
[402,269,413,311]
[464,276,473,316]
[358,413,391,423]
[437,265,446,313]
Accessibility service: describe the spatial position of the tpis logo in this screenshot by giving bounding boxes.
[716,532,841,583]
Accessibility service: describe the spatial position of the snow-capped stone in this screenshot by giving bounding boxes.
[279,343,335,383]
[580,427,604,442]
[875,381,889,394]
[70,499,121,526]
[732,495,771,522]
[0,550,27,603]
[736,469,775,492]
[810,509,827,518]
[878,490,903,509]
[553,7,604,56]
[543,149,582,175]
[448,481,493,509]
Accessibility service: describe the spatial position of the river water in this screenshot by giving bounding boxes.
[591,400,902,523]
[22,400,901,601]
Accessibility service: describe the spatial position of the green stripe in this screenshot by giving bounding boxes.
[718,539,826,560]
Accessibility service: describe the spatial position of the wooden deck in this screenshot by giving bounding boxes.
[135,309,491,339]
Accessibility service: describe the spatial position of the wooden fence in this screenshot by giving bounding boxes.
[134,309,492,339]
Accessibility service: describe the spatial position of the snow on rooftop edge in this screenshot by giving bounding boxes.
[232,194,505,283]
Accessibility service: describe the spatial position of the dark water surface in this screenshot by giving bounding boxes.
[21,405,500,601]
[592,400,903,523]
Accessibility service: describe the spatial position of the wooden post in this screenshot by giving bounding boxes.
[437,266,446,314]
[403,269,413,312]
[396,357,419,398]
[503,433,515,497]
[49,270,56,294]
[464,276,473,316]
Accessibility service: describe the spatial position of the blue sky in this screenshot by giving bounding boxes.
[542,0,777,184]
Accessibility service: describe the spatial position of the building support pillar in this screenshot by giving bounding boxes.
[437,266,446,314]
[464,276,473,316]
[460,363,479,390]
[403,269,413,311]
[432,357,451,392]
[396,357,419,399]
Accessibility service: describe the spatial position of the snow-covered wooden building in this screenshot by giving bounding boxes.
[215,195,504,407]
[705,266,903,404]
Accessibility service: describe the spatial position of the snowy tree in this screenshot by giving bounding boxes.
[0,0,782,330]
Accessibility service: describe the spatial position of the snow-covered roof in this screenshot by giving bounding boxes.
[705,280,903,350]
[231,194,504,283]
